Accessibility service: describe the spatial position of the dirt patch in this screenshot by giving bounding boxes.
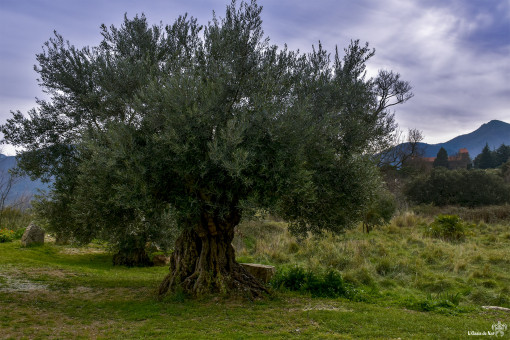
[0,266,82,293]
[2,267,78,279]
[282,298,353,313]
[67,286,153,301]
[59,246,108,255]
[28,267,79,278]
[0,273,49,292]
[302,303,353,312]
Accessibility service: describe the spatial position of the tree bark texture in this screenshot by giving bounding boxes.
[159,212,268,298]
[113,247,153,267]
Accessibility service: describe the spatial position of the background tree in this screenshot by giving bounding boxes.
[375,128,424,208]
[474,143,495,169]
[1,0,413,297]
[501,161,510,183]
[433,147,449,168]
[376,128,424,168]
[495,144,510,167]
[0,159,20,226]
[405,168,510,206]
[362,186,396,233]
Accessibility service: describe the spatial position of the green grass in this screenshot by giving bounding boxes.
[1,211,509,338]
[234,212,510,311]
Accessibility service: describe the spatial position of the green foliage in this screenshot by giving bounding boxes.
[0,237,501,339]
[405,167,510,206]
[474,143,495,169]
[0,207,32,233]
[1,1,412,270]
[413,204,510,224]
[474,143,510,169]
[426,214,466,242]
[234,213,510,311]
[403,292,466,314]
[13,228,25,239]
[271,266,352,298]
[1,213,509,337]
[433,147,449,168]
[0,208,31,242]
[502,160,510,183]
[495,144,510,165]
[0,228,15,243]
[362,187,396,233]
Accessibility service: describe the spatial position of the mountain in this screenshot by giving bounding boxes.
[419,120,510,158]
[0,154,49,206]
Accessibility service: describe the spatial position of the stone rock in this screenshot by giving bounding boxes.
[152,254,170,266]
[241,263,275,283]
[482,306,510,312]
[21,223,45,247]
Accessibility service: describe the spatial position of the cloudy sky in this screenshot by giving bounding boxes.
[1,0,509,154]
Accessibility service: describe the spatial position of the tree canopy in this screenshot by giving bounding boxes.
[405,168,510,207]
[1,0,413,296]
[474,143,510,169]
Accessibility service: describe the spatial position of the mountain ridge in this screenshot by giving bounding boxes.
[418,120,510,158]
[0,155,49,206]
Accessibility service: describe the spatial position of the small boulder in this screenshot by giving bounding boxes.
[21,223,45,247]
[241,263,276,283]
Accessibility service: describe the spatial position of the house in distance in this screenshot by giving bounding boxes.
[417,148,472,170]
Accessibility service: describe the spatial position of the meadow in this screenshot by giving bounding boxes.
[0,206,509,339]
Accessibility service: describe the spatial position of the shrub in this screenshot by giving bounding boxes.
[0,208,33,232]
[403,292,465,314]
[362,188,397,233]
[0,228,15,243]
[271,266,350,298]
[405,168,510,207]
[413,204,510,224]
[426,215,466,242]
[13,228,25,240]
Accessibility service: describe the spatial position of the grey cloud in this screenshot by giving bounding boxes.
[0,0,508,152]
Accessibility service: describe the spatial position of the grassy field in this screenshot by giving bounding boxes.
[234,209,510,311]
[1,209,509,339]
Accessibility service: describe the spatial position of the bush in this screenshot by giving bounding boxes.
[413,204,510,224]
[13,228,25,240]
[404,292,464,314]
[426,215,466,242]
[405,168,510,207]
[271,266,350,298]
[362,188,397,233]
[0,228,15,243]
[0,208,33,232]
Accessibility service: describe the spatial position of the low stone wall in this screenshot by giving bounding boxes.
[240,263,275,283]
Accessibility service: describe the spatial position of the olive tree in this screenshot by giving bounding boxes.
[1,1,412,296]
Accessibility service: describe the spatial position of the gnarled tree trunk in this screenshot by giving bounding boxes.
[113,247,153,267]
[159,212,268,298]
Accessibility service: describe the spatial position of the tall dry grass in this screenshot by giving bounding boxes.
[234,209,510,308]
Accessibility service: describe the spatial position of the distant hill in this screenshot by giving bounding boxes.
[0,154,49,206]
[419,120,510,158]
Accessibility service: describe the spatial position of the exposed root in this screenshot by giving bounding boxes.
[158,226,269,298]
[159,262,269,298]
